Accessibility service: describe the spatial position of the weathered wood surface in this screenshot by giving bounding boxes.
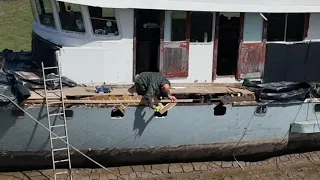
[26,99,193,105]
[28,86,253,100]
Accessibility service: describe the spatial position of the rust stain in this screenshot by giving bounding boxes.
[161,43,188,78]
[212,12,220,81]
[159,11,190,78]
[237,43,266,79]
[236,13,245,79]
[236,14,267,79]
[304,13,310,38]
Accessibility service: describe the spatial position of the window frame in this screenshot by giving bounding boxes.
[54,1,87,35]
[34,0,57,29]
[189,11,214,44]
[87,6,122,39]
[30,0,40,22]
[267,13,307,43]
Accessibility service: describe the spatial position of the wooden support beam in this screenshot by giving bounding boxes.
[26,99,193,104]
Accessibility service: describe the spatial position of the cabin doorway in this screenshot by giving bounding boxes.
[134,9,162,75]
[216,12,241,76]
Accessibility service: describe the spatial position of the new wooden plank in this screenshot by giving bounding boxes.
[159,103,177,114]
[29,90,65,100]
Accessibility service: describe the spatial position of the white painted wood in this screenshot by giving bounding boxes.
[58,45,133,85]
[169,43,214,83]
[57,0,320,13]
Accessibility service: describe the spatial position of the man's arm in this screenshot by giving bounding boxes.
[144,85,155,108]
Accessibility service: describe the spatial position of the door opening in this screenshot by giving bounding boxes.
[135,10,162,75]
[216,12,241,76]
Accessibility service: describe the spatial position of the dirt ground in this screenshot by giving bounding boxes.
[1,151,320,180]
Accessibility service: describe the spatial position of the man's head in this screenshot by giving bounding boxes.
[161,84,170,94]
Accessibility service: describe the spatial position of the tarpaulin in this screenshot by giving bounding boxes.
[243,79,311,103]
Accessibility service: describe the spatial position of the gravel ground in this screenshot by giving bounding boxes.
[1,151,320,180]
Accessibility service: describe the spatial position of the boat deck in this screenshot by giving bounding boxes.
[26,84,255,105]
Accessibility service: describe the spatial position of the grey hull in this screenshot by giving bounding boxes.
[1,102,320,169]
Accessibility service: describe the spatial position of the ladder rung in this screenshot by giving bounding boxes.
[49,112,64,117]
[47,89,61,93]
[43,66,59,70]
[54,171,68,175]
[53,147,68,152]
[51,124,65,128]
[47,101,63,105]
[45,78,60,82]
[54,159,69,163]
[52,136,67,140]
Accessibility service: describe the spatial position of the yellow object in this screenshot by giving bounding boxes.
[154,106,161,112]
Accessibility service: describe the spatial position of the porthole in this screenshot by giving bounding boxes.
[254,105,267,117]
[59,109,74,120]
[11,109,25,118]
[111,108,125,119]
[314,104,320,113]
[214,103,226,116]
[154,111,168,118]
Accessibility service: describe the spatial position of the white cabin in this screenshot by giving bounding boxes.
[29,0,320,85]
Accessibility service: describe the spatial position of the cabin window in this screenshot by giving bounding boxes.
[34,0,56,28]
[190,12,213,43]
[267,13,306,42]
[171,11,187,41]
[88,7,119,36]
[30,0,38,22]
[55,2,85,33]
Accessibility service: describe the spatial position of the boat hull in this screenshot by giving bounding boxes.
[0,102,320,169]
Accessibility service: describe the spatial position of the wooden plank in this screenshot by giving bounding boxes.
[27,85,254,100]
[227,87,254,95]
[159,103,177,114]
[15,71,40,81]
[26,99,193,104]
[29,90,65,100]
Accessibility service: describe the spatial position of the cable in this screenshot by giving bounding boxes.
[233,110,255,170]
[0,94,124,179]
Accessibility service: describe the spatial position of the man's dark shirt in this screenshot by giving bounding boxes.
[134,72,171,107]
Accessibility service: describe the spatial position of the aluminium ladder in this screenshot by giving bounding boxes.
[41,62,72,180]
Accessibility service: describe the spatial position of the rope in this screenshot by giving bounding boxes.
[0,94,124,179]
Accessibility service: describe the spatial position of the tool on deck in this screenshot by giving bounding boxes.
[95,87,111,93]
[41,62,72,180]
[95,82,111,93]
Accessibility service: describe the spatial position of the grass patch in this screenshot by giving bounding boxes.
[0,0,33,51]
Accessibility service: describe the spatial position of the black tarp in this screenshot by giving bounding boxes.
[243,79,311,103]
[0,71,30,110]
[264,42,320,82]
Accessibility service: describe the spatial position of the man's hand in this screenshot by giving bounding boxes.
[168,95,177,102]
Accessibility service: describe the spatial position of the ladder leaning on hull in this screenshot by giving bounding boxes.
[41,62,72,180]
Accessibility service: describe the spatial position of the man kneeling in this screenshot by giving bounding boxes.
[134,72,177,110]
